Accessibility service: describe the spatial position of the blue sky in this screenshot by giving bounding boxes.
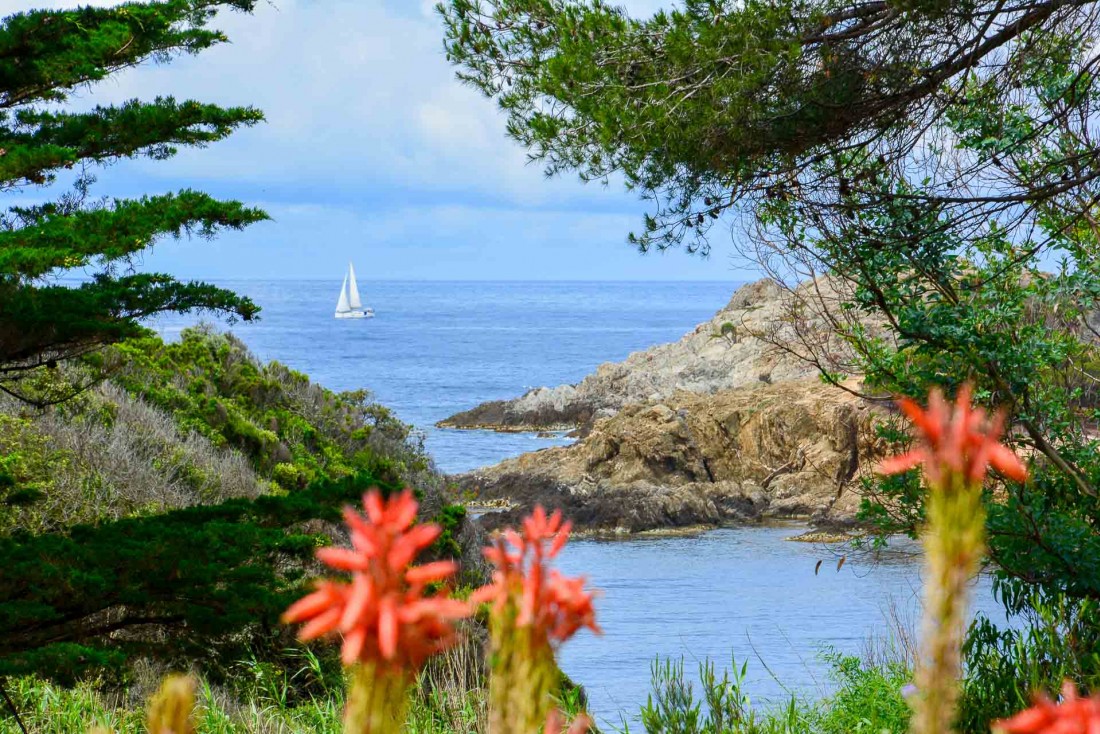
[1,0,756,281]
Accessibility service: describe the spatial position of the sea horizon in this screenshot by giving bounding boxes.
[148,279,747,474]
[60,275,752,284]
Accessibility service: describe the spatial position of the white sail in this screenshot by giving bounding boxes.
[347,262,363,310]
[335,273,351,313]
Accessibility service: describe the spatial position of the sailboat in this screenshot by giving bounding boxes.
[334,262,374,319]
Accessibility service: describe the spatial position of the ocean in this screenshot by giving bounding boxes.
[151,279,742,473]
[151,279,1006,729]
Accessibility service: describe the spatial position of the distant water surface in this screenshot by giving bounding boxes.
[151,279,740,473]
[150,279,1007,729]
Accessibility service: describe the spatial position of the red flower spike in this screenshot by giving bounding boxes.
[473,505,600,645]
[994,681,1100,734]
[876,384,1028,486]
[281,489,471,671]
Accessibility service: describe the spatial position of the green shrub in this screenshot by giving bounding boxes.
[630,651,913,734]
[814,652,910,734]
[90,327,432,488]
[634,656,811,734]
[959,590,1100,734]
[431,504,468,561]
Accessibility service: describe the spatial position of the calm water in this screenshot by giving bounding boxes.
[151,280,740,474]
[151,280,1005,728]
[557,527,1007,729]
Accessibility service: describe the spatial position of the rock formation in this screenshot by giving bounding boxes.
[458,379,884,533]
[447,278,889,533]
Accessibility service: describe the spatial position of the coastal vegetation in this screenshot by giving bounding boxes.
[0,324,472,680]
[0,1,476,719]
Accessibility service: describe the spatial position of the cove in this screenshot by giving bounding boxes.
[554,525,1004,729]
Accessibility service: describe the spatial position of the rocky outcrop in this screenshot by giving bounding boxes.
[457,379,884,533]
[438,278,859,432]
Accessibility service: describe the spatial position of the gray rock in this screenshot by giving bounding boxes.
[439,277,864,431]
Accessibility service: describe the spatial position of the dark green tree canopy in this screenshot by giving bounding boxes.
[440,0,1100,252]
[0,471,394,684]
[0,0,268,402]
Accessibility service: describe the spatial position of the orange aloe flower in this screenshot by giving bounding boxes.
[877,383,1027,485]
[282,489,470,669]
[995,681,1100,734]
[472,505,600,644]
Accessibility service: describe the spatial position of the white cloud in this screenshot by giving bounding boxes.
[0,0,757,281]
[5,0,614,207]
[0,0,677,206]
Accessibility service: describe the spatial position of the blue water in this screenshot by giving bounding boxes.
[151,280,1006,729]
[151,280,739,474]
[556,528,1009,730]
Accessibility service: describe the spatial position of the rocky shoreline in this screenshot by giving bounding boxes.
[455,379,883,533]
[442,279,888,534]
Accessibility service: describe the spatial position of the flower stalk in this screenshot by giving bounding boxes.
[878,384,1026,734]
[342,662,413,734]
[472,506,599,734]
[912,472,985,734]
[486,608,562,734]
[282,489,470,734]
[145,675,196,734]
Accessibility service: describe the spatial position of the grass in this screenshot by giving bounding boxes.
[0,646,911,734]
[1,672,343,734]
[0,642,488,734]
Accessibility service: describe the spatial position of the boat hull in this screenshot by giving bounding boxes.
[335,309,374,319]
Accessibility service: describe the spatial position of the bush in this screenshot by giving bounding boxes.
[814,652,910,734]
[90,326,434,489]
[635,655,810,734]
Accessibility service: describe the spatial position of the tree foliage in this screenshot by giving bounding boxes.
[0,1,268,402]
[0,470,398,685]
[440,0,1099,251]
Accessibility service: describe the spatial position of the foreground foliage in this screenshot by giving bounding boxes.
[0,647,487,734]
[0,649,907,734]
